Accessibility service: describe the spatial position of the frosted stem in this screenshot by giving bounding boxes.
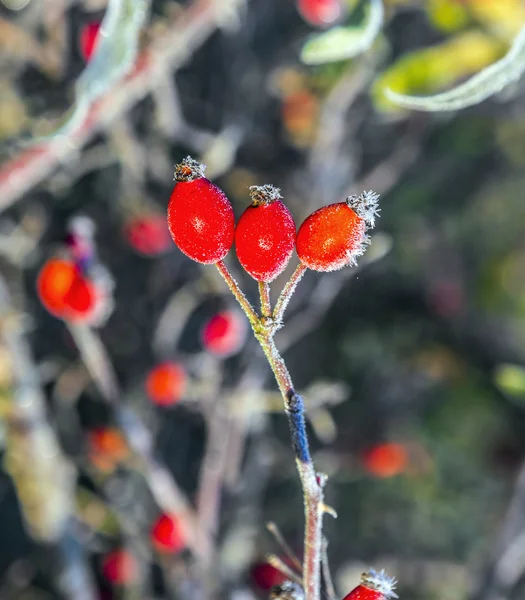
[255,332,323,600]
[216,260,259,324]
[259,281,272,317]
[274,263,308,324]
[216,260,323,600]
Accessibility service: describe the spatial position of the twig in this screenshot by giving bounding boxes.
[259,281,272,318]
[65,321,213,563]
[216,258,325,600]
[267,554,304,587]
[0,275,97,600]
[273,264,308,325]
[321,538,337,600]
[216,260,259,324]
[266,521,304,574]
[0,0,246,213]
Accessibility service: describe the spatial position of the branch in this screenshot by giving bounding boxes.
[0,0,245,214]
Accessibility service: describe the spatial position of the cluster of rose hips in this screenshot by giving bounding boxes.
[167,156,378,289]
[99,513,186,588]
[37,217,113,325]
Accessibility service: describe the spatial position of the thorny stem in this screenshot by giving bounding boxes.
[259,281,272,317]
[274,263,308,325]
[215,260,258,324]
[216,259,324,600]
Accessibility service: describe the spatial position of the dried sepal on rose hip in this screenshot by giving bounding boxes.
[296,191,379,272]
[168,157,235,264]
[235,185,296,282]
[343,568,398,600]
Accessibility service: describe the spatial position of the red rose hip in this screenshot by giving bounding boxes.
[151,513,186,554]
[146,362,186,407]
[343,568,398,600]
[297,0,342,27]
[296,191,379,272]
[168,157,235,264]
[102,549,138,586]
[235,185,296,282]
[201,309,247,357]
[79,21,101,62]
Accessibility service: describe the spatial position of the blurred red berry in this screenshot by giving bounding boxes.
[125,214,172,256]
[235,185,296,282]
[37,258,77,317]
[37,258,98,321]
[146,362,186,407]
[297,0,342,27]
[79,21,101,62]
[250,562,287,591]
[343,569,398,600]
[167,157,235,264]
[201,309,247,357]
[88,427,129,473]
[151,513,186,554]
[363,443,408,479]
[296,193,378,272]
[102,549,138,586]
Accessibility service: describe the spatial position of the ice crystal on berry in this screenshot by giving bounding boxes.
[347,191,380,228]
[174,156,206,182]
[269,581,305,600]
[249,184,283,205]
[361,568,398,598]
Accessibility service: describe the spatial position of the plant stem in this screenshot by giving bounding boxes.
[216,260,323,600]
[274,263,307,324]
[259,281,272,317]
[216,260,258,324]
[255,332,323,600]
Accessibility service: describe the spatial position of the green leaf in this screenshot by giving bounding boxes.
[300,0,384,66]
[494,363,525,398]
[385,22,525,111]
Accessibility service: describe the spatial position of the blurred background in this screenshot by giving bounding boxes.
[1,0,525,599]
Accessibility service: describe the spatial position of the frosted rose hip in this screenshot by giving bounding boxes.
[296,192,379,272]
[235,185,296,282]
[168,157,235,264]
[342,568,398,600]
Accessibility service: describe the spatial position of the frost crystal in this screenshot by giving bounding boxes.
[361,568,398,598]
[347,191,380,228]
[249,184,282,206]
[174,156,206,182]
[269,581,305,600]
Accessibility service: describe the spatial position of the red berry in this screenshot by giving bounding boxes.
[125,214,172,256]
[250,562,287,591]
[235,185,296,282]
[79,21,101,62]
[146,362,186,407]
[296,192,379,272]
[37,258,98,321]
[297,0,342,27]
[363,443,408,478]
[168,157,235,264]
[201,309,247,357]
[151,513,186,554]
[63,275,97,319]
[102,549,138,586]
[37,258,77,317]
[343,569,398,600]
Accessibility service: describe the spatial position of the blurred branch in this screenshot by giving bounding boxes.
[0,0,246,213]
[0,275,97,600]
[67,322,213,563]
